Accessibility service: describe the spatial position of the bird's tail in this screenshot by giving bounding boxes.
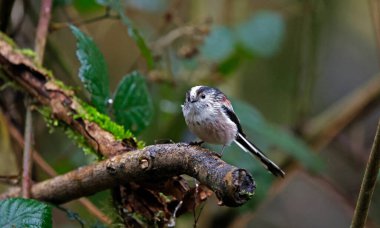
[235,133,285,178]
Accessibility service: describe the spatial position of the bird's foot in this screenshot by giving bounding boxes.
[189,140,204,146]
[154,139,175,144]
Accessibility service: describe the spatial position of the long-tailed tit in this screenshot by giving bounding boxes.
[182,86,285,177]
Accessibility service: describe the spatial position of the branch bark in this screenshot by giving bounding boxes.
[0,144,255,207]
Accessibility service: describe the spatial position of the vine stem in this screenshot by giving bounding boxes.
[350,120,380,228]
[21,102,33,198]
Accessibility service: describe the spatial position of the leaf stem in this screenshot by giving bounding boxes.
[351,120,380,228]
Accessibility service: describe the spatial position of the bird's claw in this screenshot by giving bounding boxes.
[189,141,204,146]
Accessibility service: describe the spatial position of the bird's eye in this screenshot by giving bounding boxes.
[200,94,206,99]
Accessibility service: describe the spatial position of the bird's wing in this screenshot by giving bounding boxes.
[221,105,244,136]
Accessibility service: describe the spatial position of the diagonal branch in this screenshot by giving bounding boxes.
[0,144,255,207]
[351,120,380,228]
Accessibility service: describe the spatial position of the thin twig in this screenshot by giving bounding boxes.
[350,120,380,228]
[34,0,52,63]
[49,10,119,32]
[21,102,33,198]
[194,202,206,228]
[0,175,19,185]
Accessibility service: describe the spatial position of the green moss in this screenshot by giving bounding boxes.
[53,78,73,91]
[18,49,37,59]
[36,106,100,158]
[77,101,129,138]
[74,100,146,149]
[0,32,17,48]
[64,127,101,159]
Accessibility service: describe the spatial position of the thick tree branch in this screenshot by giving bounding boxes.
[1,144,255,207]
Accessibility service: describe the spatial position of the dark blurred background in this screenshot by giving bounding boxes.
[1,0,380,227]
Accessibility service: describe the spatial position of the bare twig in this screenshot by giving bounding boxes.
[21,102,33,198]
[350,120,380,228]
[0,144,255,207]
[50,13,119,32]
[369,0,380,58]
[0,175,19,185]
[34,0,52,63]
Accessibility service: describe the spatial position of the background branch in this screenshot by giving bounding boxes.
[351,120,380,228]
[0,144,255,207]
[35,0,52,63]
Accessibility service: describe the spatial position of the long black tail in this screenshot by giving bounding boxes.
[235,133,285,178]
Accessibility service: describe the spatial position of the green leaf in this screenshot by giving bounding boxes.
[113,71,153,135]
[232,99,323,172]
[236,10,285,57]
[200,26,236,62]
[0,198,52,228]
[97,0,155,69]
[73,0,103,13]
[70,25,110,113]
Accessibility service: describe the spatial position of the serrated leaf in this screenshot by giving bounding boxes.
[96,0,155,69]
[200,26,236,62]
[113,71,153,135]
[236,11,285,57]
[232,99,323,172]
[70,25,110,113]
[0,198,52,228]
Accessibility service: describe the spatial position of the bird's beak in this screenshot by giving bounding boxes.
[190,97,198,103]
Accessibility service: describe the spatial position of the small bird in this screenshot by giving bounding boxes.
[182,86,285,177]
